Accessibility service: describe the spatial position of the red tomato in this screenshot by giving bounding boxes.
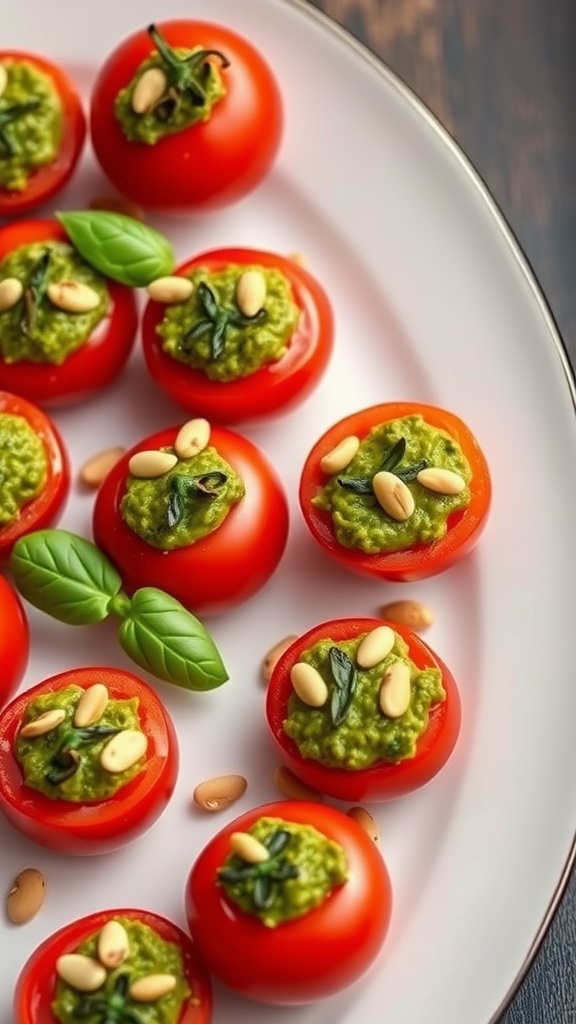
[0,574,29,707]
[0,390,69,565]
[90,20,283,211]
[0,219,138,406]
[266,618,462,802]
[141,247,334,424]
[185,799,392,1004]
[0,51,86,217]
[0,666,179,855]
[300,401,492,582]
[92,422,289,616]
[13,908,212,1024]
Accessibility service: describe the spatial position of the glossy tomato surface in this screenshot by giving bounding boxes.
[185,799,392,1004]
[92,422,289,616]
[14,908,212,1024]
[299,401,492,582]
[0,51,86,217]
[0,220,138,406]
[0,390,69,565]
[266,618,462,802]
[0,574,29,708]
[90,20,283,211]
[142,247,334,424]
[0,666,178,855]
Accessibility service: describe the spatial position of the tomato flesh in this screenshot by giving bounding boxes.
[0,574,29,708]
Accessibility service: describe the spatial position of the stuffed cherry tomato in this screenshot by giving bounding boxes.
[0,50,86,217]
[14,908,212,1024]
[185,799,392,1004]
[266,617,461,802]
[0,574,29,707]
[300,401,491,582]
[0,390,69,565]
[142,247,333,424]
[92,417,289,615]
[0,219,138,406]
[90,21,283,212]
[0,666,178,855]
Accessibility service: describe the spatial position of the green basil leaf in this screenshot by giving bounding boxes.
[329,646,357,727]
[9,529,123,624]
[380,437,407,472]
[117,587,229,691]
[56,210,175,286]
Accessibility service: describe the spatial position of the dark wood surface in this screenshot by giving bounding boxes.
[308,1,576,1022]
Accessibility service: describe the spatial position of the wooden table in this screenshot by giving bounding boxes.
[309,1,576,1021]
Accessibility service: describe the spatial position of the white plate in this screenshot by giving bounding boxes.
[1,1,575,1022]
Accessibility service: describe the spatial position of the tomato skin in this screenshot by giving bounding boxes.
[185,799,392,1004]
[0,220,138,406]
[13,908,212,1024]
[0,666,179,855]
[92,423,289,616]
[0,574,29,707]
[90,20,283,211]
[300,401,492,582]
[0,390,69,565]
[266,618,462,802]
[0,51,86,217]
[142,247,334,425]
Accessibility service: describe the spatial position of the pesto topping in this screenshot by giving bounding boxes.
[121,444,245,549]
[0,58,62,191]
[0,241,109,365]
[284,631,444,768]
[218,816,348,927]
[314,414,472,553]
[15,684,145,802]
[0,412,47,527]
[157,264,299,381]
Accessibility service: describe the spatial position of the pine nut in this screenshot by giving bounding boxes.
[379,660,411,718]
[19,708,66,738]
[6,868,46,924]
[193,774,248,811]
[0,277,24,312]
[56,954,107,992]
[347,806,380,842]
[174,418,211,459]
[261,634,297,683]
[0,64,7,100]
[319,435,360,475]
[373,471,415,521]
[273,765,324,802]
[147,275,194,304]
[89,195,145,221]
[235,269,267,317]
[290,662,328,707]
[230,831,269,863]
[100,730,148,773]
[132,66,168,114]
[287,252,309,267]
[356,625,395,668]
[73,683,109,728]
[380,599,435,632]
[416,467,466,495]
[130,974,177,1002]
[47,280,101,314]
[128,450,178,478]
[80,447,126,488]
[97,919,130,968]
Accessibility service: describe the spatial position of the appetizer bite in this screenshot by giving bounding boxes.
[299,401,491,581]
[185,799,392,1004]
[0,50,86,216]
[92,417,290,615]
[90,20,283,211]
[0,666,179,855]
[0,390,69,564]
[266,617,461,801]
[0,573,29,707]
[141,247,334,423]
[14,908,212,1024]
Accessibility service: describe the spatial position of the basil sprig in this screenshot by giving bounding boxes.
[329,646,357,727]
[9,529,228,692]
[56,210,175,287]
[337,436,428,495]
[219,828,299,911]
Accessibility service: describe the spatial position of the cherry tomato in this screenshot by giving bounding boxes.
[266,618,462,802]
[0,574,29,707]
[0,666,179,855]
[0,219,138,406]
[0,51,86,217]
[141,247,334,424]
[185,799,392,1004]
[0,390,69,565]
[13,908,212,1024]
[90,20,283,212]
[300,401,491,582]
[92,421,289,616]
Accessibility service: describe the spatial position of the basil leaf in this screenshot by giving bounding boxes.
[117,587,229,691]
[337,476,374,495]
[56,210,175,286]
[265,828,291,857]
[380,437,406,472]
[329,646,357,727]
[9,529,123,624]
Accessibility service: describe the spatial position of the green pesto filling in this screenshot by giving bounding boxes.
[0,58,62,191]
[284,632,444,769]
[0,241,108,365]
[0,412,47,527]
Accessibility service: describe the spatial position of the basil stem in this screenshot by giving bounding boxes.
[182,280,267,360]
[56,210,175,287]
[329,646,357,727]
[148,23,230,106]
[0,100,41,156]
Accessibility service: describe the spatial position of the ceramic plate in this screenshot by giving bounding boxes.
[2,1,576,1022]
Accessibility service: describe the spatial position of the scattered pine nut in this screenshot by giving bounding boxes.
[235,270,267,317]
[347,806,380,842]
[290,662,328,707]
[273,765,324,802]
[132,66,167,115]
[174,418,211,459]
[19,708,66,738]
[47,280,101,314]
[261,635,297,683]
[89,195,145,221]
[356,625,395,668]
[147,276,194,304]
[80,447,126,489]
[319,435,360,475]
[6,868,46,924]
[193,774,248,812]
[416,466,466,495]
[128,450,178,478]
[380,599,435,632]
[373,471,415,521]
[0,277,24,312]
[130,974,177,1002]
